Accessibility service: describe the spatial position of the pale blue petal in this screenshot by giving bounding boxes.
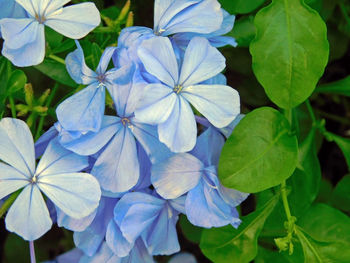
[158,0,223,36]
[0,163,29,199]
[134,84,177,125]
[133,142,152,190]
[158,96,196,152]
[169,253,197,263]
[78,241,117,263]
[56,83,105,132]
[152,153,203,199]
[35,126,58,158]
[0,0,26,19]
[1,19,45,67]
[41,0,71,16]
[169,196,186,214]
[201,73,227,85]
[182,84,240,128]
[127,239,155,263]
[5,184,52,241]
[179,37,225,86]
[0,118,35,176]
[35,139,88,176]
[219,114,245,139]
[142,204,180,255]
[190,127,225,166]
[61,116,120,156]
[51,248,84,263]
[96,47,117,74]
[138,37,179,87]
[208,36,237,48]
[45,3,100,39]
[15,0,36,17]
[74,231,104,257]
[92,126,139,193]
[56,206,97,232]
[106,220,134,257]
[38,172,101,218]
[65,40,97,85]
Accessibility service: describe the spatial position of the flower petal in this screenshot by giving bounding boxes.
[96,47,116,74]
[15,0,36,17]
[56,205,97,232]
[56,83,105,132]
[134,84,177,125]
[179,37,225,86]
[92,126,139,193]
[0,118,35,177]
[0,163,29,199]
[158,96,196,152]
[151,153,203,199]
[5,184,52,241]
[138,37,179,87]
[106,219,134,257]
[182,84,240,128]
[35,139,88,177]
[45,3,100,39]
[42,0,71,17]
[38,172,101,218]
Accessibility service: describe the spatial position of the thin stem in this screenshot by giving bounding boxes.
[35,83,59,141]
[305,100,316,124]
[48,54,65,65]
[0,190,21,218]
[315,109,350,126]
[8,96,16,118]
[281,181,292,221]
[29,241,36,263]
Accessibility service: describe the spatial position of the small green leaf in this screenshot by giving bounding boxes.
[45,26,63,50]
[331,175,350,213]
[219,107,298,193]
[316,76,350,97]
[200,194,279,263]
[326,133,350,171]
[0,56,12,117]
[219,0,266,14]
[35,59,76,87]
[51,39,75,54]
[250,0,329,109]
[91,43,103,70]
[7,70,27,94]
[228,16,256,47]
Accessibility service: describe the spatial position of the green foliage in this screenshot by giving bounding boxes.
[250,0,329,109]
[219,0,266,14]
[219,107,298,193]
[179,215,202,244]
[316,76,350,97]
[331,175,350,213]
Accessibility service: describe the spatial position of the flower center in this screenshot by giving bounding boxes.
[35,14,46,24]
[121,117,134,130]
[173,85,183,94]
[154,28,166,36]
[97,74,106,83]
[31,176,37,184]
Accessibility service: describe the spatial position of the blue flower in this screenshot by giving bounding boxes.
[0,0,26,20]
[134,36,240,152]
[152,127,248,228]
[0,118,101,241]
[0,0,100,66]
[56,41,119,132]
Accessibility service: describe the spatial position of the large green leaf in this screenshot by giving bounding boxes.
[219,107,298,193]
[331,175,350,213]
[296,204,350,262]
[316,76,350,97]
[219,0,266,14]
[35,59,76,87]
[200,194,279,263]
[250,0,329,109]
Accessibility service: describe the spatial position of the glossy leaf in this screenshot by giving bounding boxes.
[219,0,266,14]
[7,70,27,94]
[229,16,256,47]
[200,194,279,263]
[250,0,329,109]
[219,107,298,193]
[316,76,350,97]
[0,57,12,118]
[331,175,350,213]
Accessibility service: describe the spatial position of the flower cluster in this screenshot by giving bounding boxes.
[0,0,248,262]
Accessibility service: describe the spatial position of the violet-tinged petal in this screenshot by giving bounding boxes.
[96,47,116,74]
[0,163,29,199]
[138,37,179,87]
[134,84,177,125]
[74,230,105,257]
[5,184,52,241]
[219,114,245,139]
[158,96,196,152]
[35,126,58,158]
[78,242,117,263]
[179,37,225,87]
[56,206,97,232]
[151,153,203,199]
[0,118,35,176]
[65,40,97,85]
[45,3,100,39]
[56,83,105,132]
[37,172,101,219]
[92,125,139,193]
[182,84,240,128]
[106,220,134,257]
[169,253,197,263]
[35,139,88,176]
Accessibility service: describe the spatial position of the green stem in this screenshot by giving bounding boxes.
[9,96,16,118]
[315,109,350,126]
[281,181,292,221]
[48,54,65,65]
[35,83,59,141]
[0,190,21,218]
[339,2,350,27]
[305,100,316,124]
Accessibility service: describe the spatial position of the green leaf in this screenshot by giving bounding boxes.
[316,76,350,97]
[327,133,350,171]
[0,56,12,117]
[228,16,256,47]
[51,39,75,54]
[331,175,350,213]
[7,70,27,94]
[200,194,279,263]
[296,204,350,262]
[255,245,304,263]
[219,107,298,193]
[45,26,63,50]
[250,0,329,109]
[219,0,266,14]
[91,43,103,70]
[35,59,76,87]
[179,215,202,244]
